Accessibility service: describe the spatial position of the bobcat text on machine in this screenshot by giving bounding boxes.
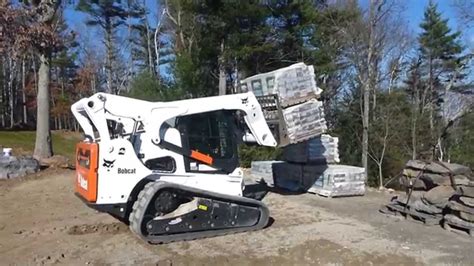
[71,92,277,243]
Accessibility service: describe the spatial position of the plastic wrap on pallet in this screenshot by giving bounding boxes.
[272,163,303,192]
[309,181,366,197]
[282,134,340,164]
[308,165,366,197]
[250,160,284,186]
[240,63,322,107]
[272,163,327,192]
[282,99,328,144]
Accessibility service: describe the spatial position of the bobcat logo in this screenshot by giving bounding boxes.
[102,159,115,171]
[241,97,248,104]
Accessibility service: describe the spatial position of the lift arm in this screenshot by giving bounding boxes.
[71,92,277,148]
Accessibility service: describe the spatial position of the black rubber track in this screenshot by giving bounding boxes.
[129,181,269,244]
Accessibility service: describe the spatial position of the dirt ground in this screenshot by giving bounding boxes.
[1,170,473,265]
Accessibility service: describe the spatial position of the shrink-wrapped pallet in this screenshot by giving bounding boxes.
[282,99,327,144]
[308,165,366,197]
[282,134,340,164]
[272,163,326,192]
[240,62,322,107]
[311,181,366,197]
[250,161,284,186]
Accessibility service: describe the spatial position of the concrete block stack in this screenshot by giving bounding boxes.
[240,62,322,107]
[282,100,327,144]
[240,63,326,144]
[281,134,340,164]
[307,165,365,197]
[250,160,283,187]
[246,63,365,197]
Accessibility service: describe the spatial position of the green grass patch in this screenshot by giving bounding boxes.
[0,131,82,160]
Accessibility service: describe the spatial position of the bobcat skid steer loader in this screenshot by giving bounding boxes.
[71,92,277,244]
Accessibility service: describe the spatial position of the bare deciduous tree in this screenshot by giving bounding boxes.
[33,0,61,159]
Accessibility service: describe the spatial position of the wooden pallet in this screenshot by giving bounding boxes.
[443,215,474,237]
[381,203,442,226]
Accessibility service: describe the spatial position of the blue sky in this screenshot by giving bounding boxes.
[403,0,473,45]
[63,0,474,57]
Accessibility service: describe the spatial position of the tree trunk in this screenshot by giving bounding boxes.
[411,109,417,160]
[362,0,376,181]
[127,7,134,82]
[379,121,388,189]
[1,57,5,128]
[34,53,53,159]
[105,17,114,94]
[143,0,155,75]
[218,40,226,96]
[146,19,154,75]
[378,162,383,189]
[8,57,15,128]
[22,58,28,124]
[428,54,434,160]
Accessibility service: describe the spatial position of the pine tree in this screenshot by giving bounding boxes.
[77,0,142,94]
[418,0,464,151]
[418,1,463,139]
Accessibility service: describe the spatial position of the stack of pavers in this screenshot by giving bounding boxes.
[250,160,280,187]
[241,62,327,143]
[307,165,366,197]
[382,160,473,230]
[246,63,366,197]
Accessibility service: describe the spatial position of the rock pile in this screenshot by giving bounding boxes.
[383,160,474,235]
[0,155,40,179]
[400,160,471,190]
[444,181,474,235]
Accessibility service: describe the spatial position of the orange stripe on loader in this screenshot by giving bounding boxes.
[190,150,214,165]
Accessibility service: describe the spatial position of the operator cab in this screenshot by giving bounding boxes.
[175,110,240,174]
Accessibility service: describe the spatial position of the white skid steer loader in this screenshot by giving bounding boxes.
[71,92,279,243]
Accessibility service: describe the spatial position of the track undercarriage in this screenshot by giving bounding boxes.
[129,181,269,244]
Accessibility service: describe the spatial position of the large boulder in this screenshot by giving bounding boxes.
[406,160,472,176]
[422,185,455,208]
[0,156,40,179]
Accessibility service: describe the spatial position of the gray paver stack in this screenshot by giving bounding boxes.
[240,62,322,108]
[307,165,365,197]
[246,63,366,197]
[281,134,340,164]
[250,160,283,187]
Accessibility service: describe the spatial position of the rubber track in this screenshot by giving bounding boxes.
[129,181,269,244]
